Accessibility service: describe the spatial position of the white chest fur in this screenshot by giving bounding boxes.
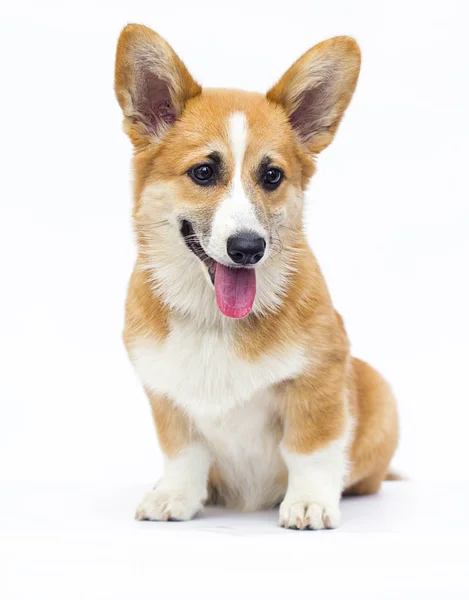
[129,318,306,510]
[129,317,306,420]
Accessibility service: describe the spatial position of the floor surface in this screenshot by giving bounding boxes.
[1,481,468,599]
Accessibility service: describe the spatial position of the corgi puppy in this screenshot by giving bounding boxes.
[114,24,399,530]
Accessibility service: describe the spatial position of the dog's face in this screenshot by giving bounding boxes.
[115,25,360,320]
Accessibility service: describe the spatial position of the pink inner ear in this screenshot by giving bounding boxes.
[156,102,176,125]
[135,68,177,133]
[289,76,335,142]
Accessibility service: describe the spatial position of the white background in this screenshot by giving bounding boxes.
[1,0,468,598]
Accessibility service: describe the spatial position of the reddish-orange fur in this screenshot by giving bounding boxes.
[115,24,399,512]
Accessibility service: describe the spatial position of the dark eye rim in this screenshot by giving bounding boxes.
[262,167,284,190]
[188,163,216,186]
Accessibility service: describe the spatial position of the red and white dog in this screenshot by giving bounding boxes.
[114,24,399,529]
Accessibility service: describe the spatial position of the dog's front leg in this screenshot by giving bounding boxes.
[279,365,350,530]
[135,392,211,522]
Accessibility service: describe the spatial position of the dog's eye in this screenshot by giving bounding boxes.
[263,168,283,190]
[189,164,215,185]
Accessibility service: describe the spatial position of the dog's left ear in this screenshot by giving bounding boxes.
[267,37,361,154]
[114,24,201,148]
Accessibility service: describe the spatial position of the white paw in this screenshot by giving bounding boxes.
[279,498,340,530]
[135,485,205,522]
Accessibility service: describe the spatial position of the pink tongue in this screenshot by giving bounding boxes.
[214,263,256,319]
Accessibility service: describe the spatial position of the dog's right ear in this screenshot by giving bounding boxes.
[114,24,201,148]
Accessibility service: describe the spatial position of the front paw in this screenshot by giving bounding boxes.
[135,485,205,522]
[279,497,340,530]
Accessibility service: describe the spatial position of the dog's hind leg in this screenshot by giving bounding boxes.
[345,358,399,495]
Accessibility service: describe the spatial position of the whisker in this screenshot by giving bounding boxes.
[137,221,171,230]
[278,223,301,233]
[268,230,286,260]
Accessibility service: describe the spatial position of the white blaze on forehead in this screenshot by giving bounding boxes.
[229,111,248,173]
[208,111,266,262]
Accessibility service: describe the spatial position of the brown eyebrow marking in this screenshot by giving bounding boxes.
[207,150,228,183]
[207,151,222,165]
[257,155,272,181]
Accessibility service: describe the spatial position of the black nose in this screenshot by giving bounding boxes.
[227,233,266,265]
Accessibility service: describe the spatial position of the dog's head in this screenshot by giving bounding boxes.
[115,25,360,321]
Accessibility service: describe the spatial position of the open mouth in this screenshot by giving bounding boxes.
[180,220,257,319]
[180,219,217,284]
